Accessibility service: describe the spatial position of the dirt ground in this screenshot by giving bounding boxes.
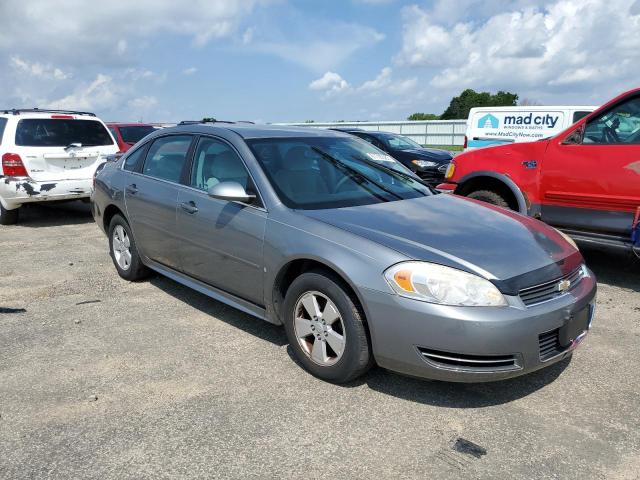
[1,201,639,479]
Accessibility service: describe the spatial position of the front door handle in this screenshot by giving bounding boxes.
[180,201,198,214]
[126,183,138,195]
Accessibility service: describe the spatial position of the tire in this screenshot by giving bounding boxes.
[282,270,373,383]
[467,189,510,209]
[108,214,149,281]
[0,204,19,225]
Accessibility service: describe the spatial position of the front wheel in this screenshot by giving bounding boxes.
[0,203,19,225]
[108,214,149,281]
[283,271,372,383]
[466,189,510,209]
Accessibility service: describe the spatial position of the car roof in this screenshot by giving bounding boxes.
[0,109,97,118]
[106,122,154,127]
[161,123,348,140]
[352,130,398,138]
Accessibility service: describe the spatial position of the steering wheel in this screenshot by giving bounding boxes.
[602,126,620,143]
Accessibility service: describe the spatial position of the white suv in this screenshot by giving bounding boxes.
[0,109,118,225]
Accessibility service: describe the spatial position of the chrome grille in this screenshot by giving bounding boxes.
[519,266,584,307]
[417,347,519,371]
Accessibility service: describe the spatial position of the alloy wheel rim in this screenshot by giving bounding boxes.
[112,225,132,271]
[293,291,346,366]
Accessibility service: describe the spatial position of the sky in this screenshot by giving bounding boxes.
[0,0,638,123]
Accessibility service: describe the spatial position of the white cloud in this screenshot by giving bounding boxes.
[397,0,640,99]
[309,72,351,97]
[129,96,159,110]
[10,56,70,80]
[0,0,270,64]
[46,74,119,111]
[116,39,127,56]
[182,67,198,76]
[309,67,419,104]
[242,27,254,45]
[359,67,392,92]
[249,21,384,72]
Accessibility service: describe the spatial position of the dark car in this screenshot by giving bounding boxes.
[107,123,157,153]
[92,122,596,384]
[333,129,453,185]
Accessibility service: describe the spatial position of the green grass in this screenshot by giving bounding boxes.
[422,145,464,152]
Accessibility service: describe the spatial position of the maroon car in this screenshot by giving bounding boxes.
[107,123,157,153]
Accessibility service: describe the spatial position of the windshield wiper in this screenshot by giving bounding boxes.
[64,142,82,151]
[311,147,403,201]
[349,153,434,194]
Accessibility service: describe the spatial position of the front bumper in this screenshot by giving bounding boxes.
[435,182,456,193]
[360,269,597,382]
[414,168,446,186]
[0,177,92,209]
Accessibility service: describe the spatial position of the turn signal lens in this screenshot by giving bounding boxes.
[445,163,455,179]
[393,270,415,293]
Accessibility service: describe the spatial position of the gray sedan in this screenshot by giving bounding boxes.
[91,123,596,383]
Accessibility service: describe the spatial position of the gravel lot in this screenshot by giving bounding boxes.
[1,201,639,479]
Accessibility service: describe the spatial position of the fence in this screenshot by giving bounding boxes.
[274,120,467,146]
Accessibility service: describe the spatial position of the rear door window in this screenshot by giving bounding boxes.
[142,135,192,183]
[0,118,7,144]
[15,119,114,147]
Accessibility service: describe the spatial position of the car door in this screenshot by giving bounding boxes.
[176,136,266,305]
[540,94,640,236]
[124,134,194,270]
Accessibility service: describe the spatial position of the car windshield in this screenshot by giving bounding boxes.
[247,136,432,210]
[380,133,422,150]
[119,125,156,144]
[15,119,114,147]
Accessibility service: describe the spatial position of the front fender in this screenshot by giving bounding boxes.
[456,171,529,214]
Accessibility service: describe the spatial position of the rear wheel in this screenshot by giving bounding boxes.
[0,204,19,225]
[466,189,510,209]
[108,214,149,281]
[283,270,372,383]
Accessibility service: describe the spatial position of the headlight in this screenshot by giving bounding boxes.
[554,228,578,250]
[411,159,438,168]
[384,262,507,307]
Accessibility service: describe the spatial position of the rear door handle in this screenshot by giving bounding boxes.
[126,184,138,195]
[180,201,198,214]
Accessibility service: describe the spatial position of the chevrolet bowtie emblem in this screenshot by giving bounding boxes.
[558,279,571,292]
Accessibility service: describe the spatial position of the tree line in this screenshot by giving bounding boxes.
[408,89,519,121]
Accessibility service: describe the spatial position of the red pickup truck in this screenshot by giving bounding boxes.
[438,88,640,253]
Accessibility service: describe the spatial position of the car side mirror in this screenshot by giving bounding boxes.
[208,181,255,204]
[561,125,584,145]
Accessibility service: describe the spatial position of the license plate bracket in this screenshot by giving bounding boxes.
[559,305,591,347]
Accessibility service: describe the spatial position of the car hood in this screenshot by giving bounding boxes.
[398,148,452,162]
[302,194,582,294]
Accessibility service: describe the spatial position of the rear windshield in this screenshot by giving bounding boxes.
[0,118,7,145]
[119,125,156,144]
[15,119,114,147]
